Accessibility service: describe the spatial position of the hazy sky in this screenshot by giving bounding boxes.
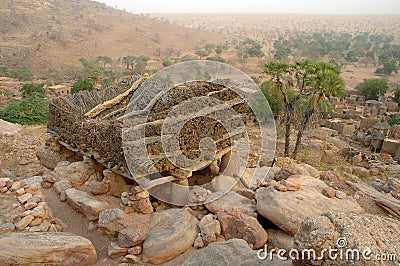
[93,0,400,14]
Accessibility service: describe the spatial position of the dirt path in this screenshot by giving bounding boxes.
[42,188,119,266]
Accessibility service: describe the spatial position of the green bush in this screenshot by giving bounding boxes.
[0,84,48,125]
[71,78,94,94]
[21,83,45,98]
[356,78,388,100]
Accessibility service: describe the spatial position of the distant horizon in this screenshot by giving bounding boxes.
[92,0,400,15]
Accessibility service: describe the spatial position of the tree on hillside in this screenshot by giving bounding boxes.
[71,78,94,94]
[356,78,388,100]
[123,55,136,70]
[293,62,344,158]
[262,61,295,156]
[96,56,113,68]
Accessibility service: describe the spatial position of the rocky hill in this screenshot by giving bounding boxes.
[0,0,226,78]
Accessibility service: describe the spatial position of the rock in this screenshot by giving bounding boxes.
[103,169,128,197]
[18,193,32,204]
[194,236,205,248]
[42,171,59,184]
[89,180,110,195]
[0,178,10,188]
[266,229,293,251]
[53,159,96,187]
[0,233,97,265]
[29,221,51,232]
[65,188,108,221]
[42,181,52,189]
[98,208,151,237]
[217,210,267,249]
[182,238,291,266]
[293,212,400,265]
[10,181,22,191]
[29,217,44,227]
[188,186,210,204]
[255,176,365,235]
[15,187,25,196]
[24,202,38,210]
[352,166,370,178]
[118,226,147,248]
[205,191,255,217]
[235,188,256,200]
[127,190,153,214]
[36,144,62,170]
[335,190,346,199]
[128,246,142,255]
[30,203,49,219]
[320,171,340,182]
[142,209,198,264]
[198,214,221,244]
[98,208,126,237]
[27,194,42,204]
[53,179,72,194]
[122,254,141,264]
[108,241,129,258]
[0,223,15,235]
[14,215,34,230]
[274,163,319,181]
[322,186,336,198]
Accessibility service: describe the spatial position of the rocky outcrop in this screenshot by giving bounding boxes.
[293,212,400,265]
[142,208,198,264]
[0,232,97,265]
[256,176,365,235]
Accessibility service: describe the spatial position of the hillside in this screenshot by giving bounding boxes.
[0,0,226,79]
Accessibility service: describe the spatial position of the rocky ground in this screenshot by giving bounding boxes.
[0,119,399,265]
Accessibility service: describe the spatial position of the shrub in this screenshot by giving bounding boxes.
[71,78,94,94]
[356,78,388,100]
[0,84,48,125]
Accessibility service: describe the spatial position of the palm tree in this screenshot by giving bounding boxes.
[263,61,294,156]
[292,62,344,158]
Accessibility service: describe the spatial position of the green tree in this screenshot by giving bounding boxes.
[262,61,295,156]
[356,78,388,100]
[293,62,344,157]
[71,78,94,94]
[96,56,113,68]
[375,61,398,76]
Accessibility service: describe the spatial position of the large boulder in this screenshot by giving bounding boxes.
[217,210,267,249]
[0,232,97,265]
[205,191,255,216]
[182,238,291,266]
[98,208,151,237]
[293,212,400,265]
[255,176,364,235]
[65,188,109,220]
[36,144,62,170]
[142,208,198,264]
